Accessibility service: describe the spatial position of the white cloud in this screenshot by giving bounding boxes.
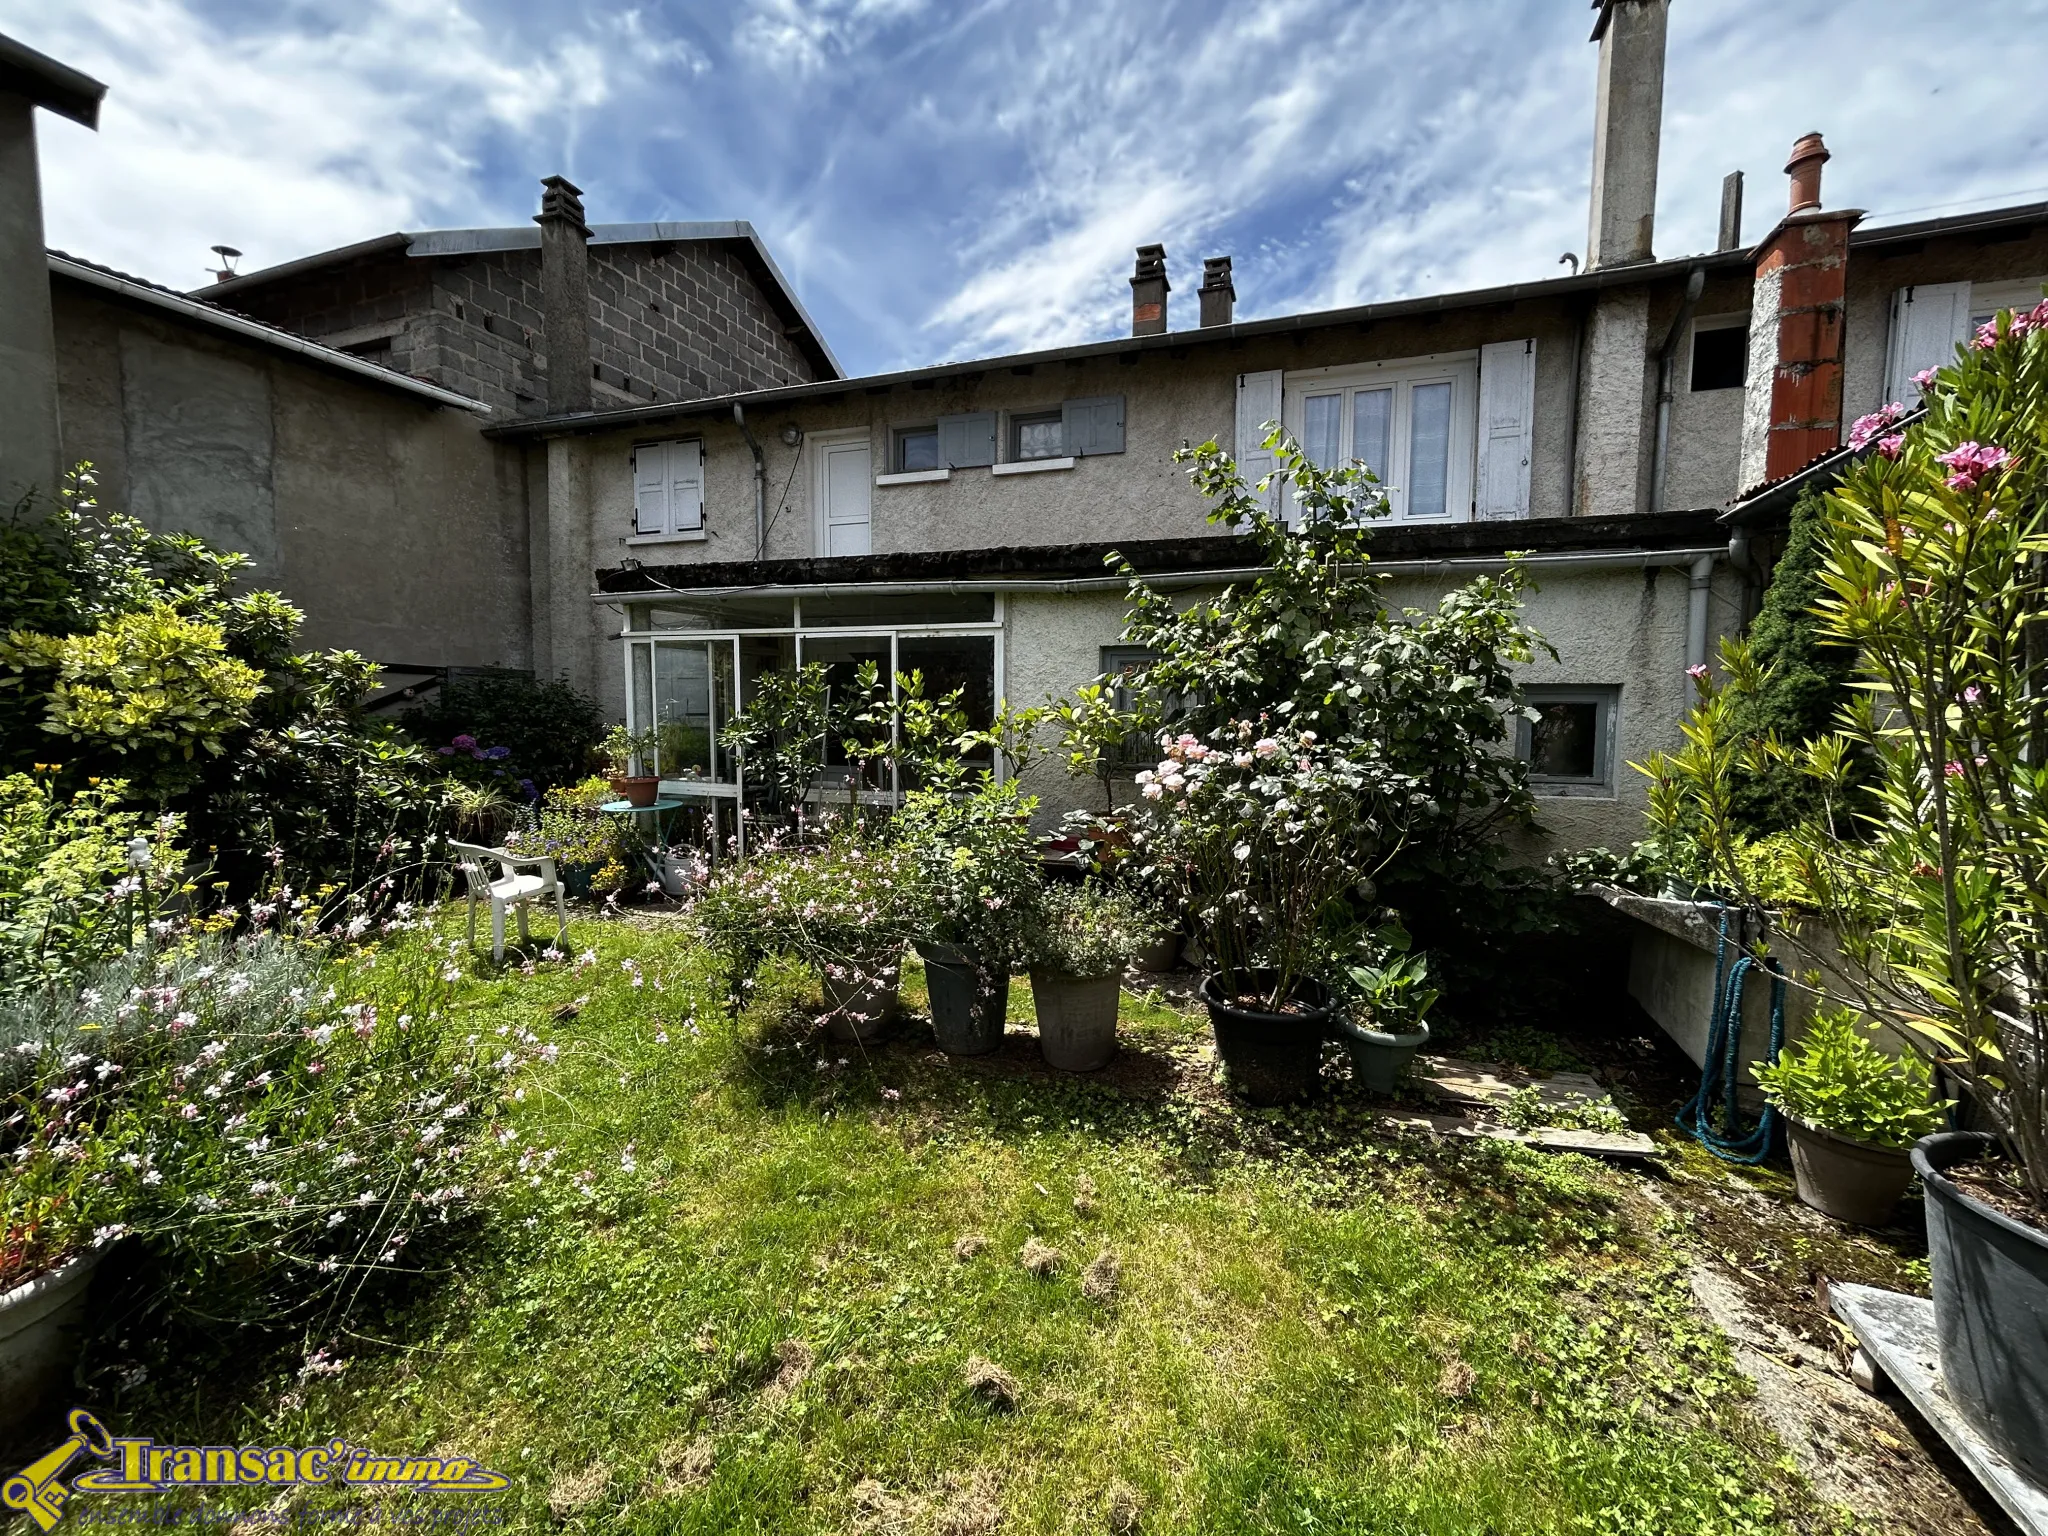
[4,0,660,289]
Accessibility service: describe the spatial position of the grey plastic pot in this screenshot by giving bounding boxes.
[1201,973,1332,1105]
[1783,1118,1914,1227]
[0,1248,102,1441]
[1133,935,1181,973]
[915,940,1009,1057]
[1913,1130,2048,1481]
[820,952,902,1042]
[1030,967,1120,1072]
[1335,1016,1431,1096]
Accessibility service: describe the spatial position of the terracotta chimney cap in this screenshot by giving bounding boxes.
[1784,132,1830,214]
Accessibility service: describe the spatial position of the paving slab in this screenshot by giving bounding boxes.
[1832,1281,2048,1536]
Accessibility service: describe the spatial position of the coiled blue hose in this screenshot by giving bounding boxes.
[1677,907,1787,1164]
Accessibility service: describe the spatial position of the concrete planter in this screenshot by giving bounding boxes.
[1784,1118,1915,1226]
[0,1249,102,1442]
[820,952,902,1042]
[1029,968,1120,1072]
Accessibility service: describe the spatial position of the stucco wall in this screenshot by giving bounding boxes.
[51,281,533,670]
[1842,228,2048,418]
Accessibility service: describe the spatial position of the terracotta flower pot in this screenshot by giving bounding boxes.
[609,775,660,808]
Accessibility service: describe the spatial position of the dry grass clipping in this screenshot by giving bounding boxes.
[934,1470,1003,1535]
[1106,1479,1144,1534]
[546,1460,612,1518]
[954,1232,989,1261]
[961,1354,1021,1412]
[1081,1248,1120,1302]
[1019,1238,1061,1278]
[1437,1357,1477,1400]
[763,1338,814,1403]
[650,1435,714,1495]
[851,1477,922,1535]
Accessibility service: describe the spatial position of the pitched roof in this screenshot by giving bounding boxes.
[197,220,842,381]
[50,250,491,413]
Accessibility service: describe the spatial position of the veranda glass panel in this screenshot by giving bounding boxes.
[650,642,716,781]
[799,633,894,789]
[897,634,996,780]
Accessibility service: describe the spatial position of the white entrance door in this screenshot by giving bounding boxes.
[816,435,873,557]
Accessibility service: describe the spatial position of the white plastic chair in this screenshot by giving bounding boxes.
[449,841,569,961]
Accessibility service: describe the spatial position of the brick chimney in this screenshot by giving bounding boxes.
[1737,133,1863,488]
[1198,256,1235,327]
[1130,245,1169,336]
[1584,0,1669,269]
[535,174,592,414]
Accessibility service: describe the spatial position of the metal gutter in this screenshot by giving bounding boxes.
[51,254,493,415]
[0,32,105,127]
[591,545,1729,606]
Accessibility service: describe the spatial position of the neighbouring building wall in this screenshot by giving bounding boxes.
[589,243,815,404]
[51,282,533,669]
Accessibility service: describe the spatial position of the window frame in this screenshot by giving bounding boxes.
[1688,315,1748,393]
[1516,685,1620,798]
[630,437,706,541]
[1282,352,1478,522]
[893,424,940,474]
[1008,408,1066,462]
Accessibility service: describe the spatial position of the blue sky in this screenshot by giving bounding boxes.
[11,0,2048,377]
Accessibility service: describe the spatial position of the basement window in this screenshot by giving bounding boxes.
[1690,321,1748,392]
[895,425,940,474]
[1518,687,1618,796]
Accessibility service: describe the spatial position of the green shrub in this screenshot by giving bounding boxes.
[894,778,1040,959]
[398,671,604,796]
[1024,879,1161,978]
[1752,1010,1948,1149]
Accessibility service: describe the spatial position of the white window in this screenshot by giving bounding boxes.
[1517,686,1619,797]
[1282,353,1479,521]
[632,438,704,538]
[1969,276,2048,330]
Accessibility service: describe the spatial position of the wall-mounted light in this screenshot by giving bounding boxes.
[779,424,803,447]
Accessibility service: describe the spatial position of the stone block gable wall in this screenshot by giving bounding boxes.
[587,242,815,403]
[220,240,818,417]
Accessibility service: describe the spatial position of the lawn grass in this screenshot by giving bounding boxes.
[108,916,1824,1535]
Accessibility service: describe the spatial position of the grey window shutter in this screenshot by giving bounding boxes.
[1236,371,1284,516]
[1062,395,1125,456]
[937,412,997,468]
[1883,282,1971,406]
[633,442,668,534]
[1475,339,1536,520]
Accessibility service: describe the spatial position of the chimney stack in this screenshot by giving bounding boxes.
[1130,245,1169,336]
[1737,133,1862,488]
[1198,257,1235,327]
[1717,171,1744,252]
[535,174,593,414]
[1584,0,1669,269]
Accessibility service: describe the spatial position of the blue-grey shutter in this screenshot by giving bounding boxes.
[937,412,997,468]
[1062,394,1125,456]
[633,442,668,534]
[1475,339,1536,520]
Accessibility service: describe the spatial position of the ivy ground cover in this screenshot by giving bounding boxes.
[100,917,1829,1536]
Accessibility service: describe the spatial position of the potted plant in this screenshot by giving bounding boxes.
[1135,725,1364,1104]
[1024,880,1160,1071]
[1334,926,1440,1095]
[602,724,660,808]
[1642,308,2048,1477]
[1750,1010,1948,1226]
[694,837,918,1043]
[895,780,1038,1057]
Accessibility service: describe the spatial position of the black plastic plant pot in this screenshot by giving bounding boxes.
[1200,973,1332,1106]
[915,940,1009,1057]
[1911,1129,2048,1480]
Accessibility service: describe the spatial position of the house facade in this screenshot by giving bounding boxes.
[10,1,2048,856]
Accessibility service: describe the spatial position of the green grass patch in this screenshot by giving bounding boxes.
[105,919,1824,1535]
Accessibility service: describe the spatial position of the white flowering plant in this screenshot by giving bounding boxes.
[1135,724,1372,1011]
[892,778,1041,959]
[0,926,542,1321]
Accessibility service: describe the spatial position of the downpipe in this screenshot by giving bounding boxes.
[1686,552,1717,672]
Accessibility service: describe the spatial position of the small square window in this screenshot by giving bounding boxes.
[1517,687,1618,796]
[1690,325,1748,392]
[1010,410,1065,461]
[895,426,939,473]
